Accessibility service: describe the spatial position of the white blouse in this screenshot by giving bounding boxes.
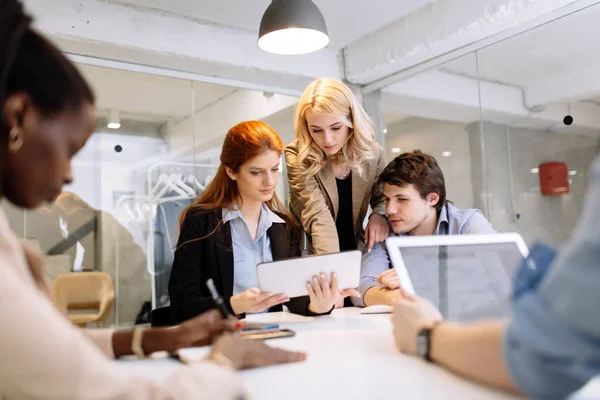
[0,209,246,400]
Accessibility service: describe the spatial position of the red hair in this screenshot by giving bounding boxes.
[179,120,290,228]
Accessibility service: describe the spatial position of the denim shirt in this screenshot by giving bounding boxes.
[504,155,600,399]
[222,203,285,296]
[353,204,495,307]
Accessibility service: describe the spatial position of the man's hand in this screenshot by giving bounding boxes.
[376,268,401,289]
[392,294,443,355]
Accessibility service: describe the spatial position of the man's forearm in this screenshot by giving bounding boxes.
[431,321,518,394]
[363,286,402,306]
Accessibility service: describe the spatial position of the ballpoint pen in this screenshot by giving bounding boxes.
[206,278,246,335]
[206,278,230,319]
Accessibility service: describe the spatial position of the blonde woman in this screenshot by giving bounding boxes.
[285,78,389,258]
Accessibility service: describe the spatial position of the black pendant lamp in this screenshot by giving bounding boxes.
[258,0,329,55]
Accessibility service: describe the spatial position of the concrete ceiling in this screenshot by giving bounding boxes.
[381,3,600,136]
[28,0,584,96]
[440,5,600,93]
[36,0,600,147]
[110,0,436,50]
[585,96,600,106]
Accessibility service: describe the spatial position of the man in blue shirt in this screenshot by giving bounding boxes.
[392,155,600,399]
[354,150,495,307]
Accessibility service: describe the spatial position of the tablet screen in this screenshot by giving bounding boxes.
[397,242,524,322]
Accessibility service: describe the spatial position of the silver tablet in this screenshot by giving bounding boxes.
[256,250,361,298]
[386,233,529,321]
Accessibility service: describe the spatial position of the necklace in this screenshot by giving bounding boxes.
[336,166,351,180]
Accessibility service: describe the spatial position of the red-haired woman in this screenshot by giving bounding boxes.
[168,121,356,322]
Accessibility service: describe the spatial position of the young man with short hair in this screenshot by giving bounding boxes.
[354,150,495,307]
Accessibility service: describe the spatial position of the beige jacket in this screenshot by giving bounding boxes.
[0,208,246,400]
[285,140,387,255]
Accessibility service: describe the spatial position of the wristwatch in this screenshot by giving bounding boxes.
[416,322,441,362]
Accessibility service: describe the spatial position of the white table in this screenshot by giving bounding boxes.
[115,308,600,399]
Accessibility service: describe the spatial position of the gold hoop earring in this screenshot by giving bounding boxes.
[8,126,24,153]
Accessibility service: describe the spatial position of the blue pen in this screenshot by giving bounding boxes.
[242,323,280,331]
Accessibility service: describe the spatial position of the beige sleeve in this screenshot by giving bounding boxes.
[0,266,246,400]
[370,143,387,215]
[285,144,340,255]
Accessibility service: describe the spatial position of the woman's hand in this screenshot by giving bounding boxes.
[307,272,360,314]
[230,288,289,315]
[175,309,237,348]
[392,294,443,355]
[365,213,390,251]
[209,333,306,370]
[111,310,237,357]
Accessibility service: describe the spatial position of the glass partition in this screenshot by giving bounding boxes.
[382,52,483,211]
[14,2,599,328]
[380,4,600,248]
[15,65,198,326]
[1,62,297,327]
[475,3,600,246]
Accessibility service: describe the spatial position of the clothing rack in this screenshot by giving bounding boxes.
[144,161,219,309]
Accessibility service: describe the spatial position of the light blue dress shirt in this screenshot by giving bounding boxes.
[222,203,285,296]
[503,155,600,399]
[353,204,496,307]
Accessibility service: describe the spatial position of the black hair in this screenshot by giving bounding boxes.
[0,0,95,135]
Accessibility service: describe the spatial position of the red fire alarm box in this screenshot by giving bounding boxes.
[539,162,569,196]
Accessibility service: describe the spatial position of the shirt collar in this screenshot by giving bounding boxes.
[267,205,286,224]
[222,202,285,225]
[435,203,449,234]
[222,202,242,223]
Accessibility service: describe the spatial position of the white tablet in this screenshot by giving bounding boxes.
[386,233,528,321]
[256,250,362,298]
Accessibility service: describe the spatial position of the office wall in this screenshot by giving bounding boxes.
[469,122,600,246]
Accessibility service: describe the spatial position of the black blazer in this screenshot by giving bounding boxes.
[168,208,326,323]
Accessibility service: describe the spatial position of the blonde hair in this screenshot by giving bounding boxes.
[294,77,375,179]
